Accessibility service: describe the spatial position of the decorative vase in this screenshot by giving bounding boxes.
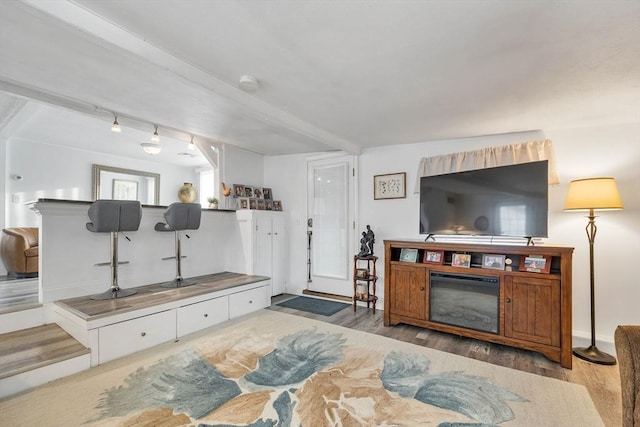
[178,182,197,203]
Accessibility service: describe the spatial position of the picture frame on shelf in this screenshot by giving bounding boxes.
[249,198,257,210]
[254,188,263,199]
[265,200,274,210]
[482,254,506,270]
[374,172,406,200]
[423,250,444,265]
[452,253,471,268]
[399,248,418,263]
[238,197,249,210]
[257,199,266,210]
[233,184,245,197]
[273,200,283,211]
[519,255,551,273]
[355,268,368,279]
[244,186,254,198]
[263,188,273,200]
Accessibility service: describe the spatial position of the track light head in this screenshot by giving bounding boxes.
[111,114,121,132]
[151,125,160,142]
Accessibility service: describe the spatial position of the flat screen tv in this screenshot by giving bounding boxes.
[419,160,548,239]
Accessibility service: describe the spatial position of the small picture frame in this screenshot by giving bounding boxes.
[238,197,249,210]
[399,248,418,263]
[265,200,274,210]
[519,255,551,273]
[233,184,245,198]
[263,188,273,200]
[423,250,444,265]
[482,254,506,271]
[254,188,263,199]
[273,200,283,211]
[249,198,257,210]
[355,268,369,279]
[374,172,406,200]
[257,199,266,210]
[452,253,471,268]
[244,186,254,198]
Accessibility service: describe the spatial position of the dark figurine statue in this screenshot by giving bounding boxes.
[357,225,375,258]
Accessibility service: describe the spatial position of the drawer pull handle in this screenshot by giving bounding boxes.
[506,298,512,303]
[420,287,425,291]
[249,300,253,304]
[204,313,208,318]
[141,332,146,337]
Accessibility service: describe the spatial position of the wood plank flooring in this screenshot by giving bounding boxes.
[0,324,89,379]
[269,294,621,427]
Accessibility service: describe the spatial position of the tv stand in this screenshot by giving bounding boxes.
[384,240,574,368]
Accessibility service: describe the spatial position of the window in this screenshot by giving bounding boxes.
[198,168,214,206]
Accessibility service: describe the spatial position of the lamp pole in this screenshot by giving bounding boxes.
[572,208,616,365]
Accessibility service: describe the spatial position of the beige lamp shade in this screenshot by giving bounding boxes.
[564,177,624,211]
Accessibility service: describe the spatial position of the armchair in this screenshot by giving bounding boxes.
[1,227,39,276]
[615,325,640,427]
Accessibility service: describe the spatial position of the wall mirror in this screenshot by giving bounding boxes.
[92,164,160,205]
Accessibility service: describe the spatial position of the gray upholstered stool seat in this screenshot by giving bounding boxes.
[154,202,201,287]
[86,200,142,300]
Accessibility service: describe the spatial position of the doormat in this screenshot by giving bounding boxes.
[276,296,350,316]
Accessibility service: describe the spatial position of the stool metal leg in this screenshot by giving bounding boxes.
[91,232,138,300]
[161,231,196,288]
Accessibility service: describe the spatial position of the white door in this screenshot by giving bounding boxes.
[307,155,355,296]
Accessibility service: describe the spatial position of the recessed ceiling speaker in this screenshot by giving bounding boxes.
[238,75,259,92]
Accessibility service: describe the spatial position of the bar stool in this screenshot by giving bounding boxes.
[154,202,201,287]
[86,200,142,300]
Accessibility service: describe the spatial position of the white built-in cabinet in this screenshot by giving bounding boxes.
[237,210,287,296]
[54,279,270,366]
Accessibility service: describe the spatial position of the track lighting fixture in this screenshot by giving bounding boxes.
[188,136,195,150]
[111,114,121,132]
[151,125,160,142]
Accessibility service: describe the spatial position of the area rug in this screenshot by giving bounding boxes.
[0,310,603,426]
[276,295,350,316]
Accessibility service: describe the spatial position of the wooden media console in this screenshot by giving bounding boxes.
[384,240,574,368]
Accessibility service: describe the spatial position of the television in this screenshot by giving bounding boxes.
[419,160,548,239]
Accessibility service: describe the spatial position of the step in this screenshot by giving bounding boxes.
[0,324,91,399]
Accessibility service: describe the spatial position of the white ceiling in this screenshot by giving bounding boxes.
[0,0,638,160]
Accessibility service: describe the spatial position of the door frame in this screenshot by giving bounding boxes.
[305,152,359,294]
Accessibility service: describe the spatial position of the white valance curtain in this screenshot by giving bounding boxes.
[414,139,559,193]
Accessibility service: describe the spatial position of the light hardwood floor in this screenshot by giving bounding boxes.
[269,294,621,427]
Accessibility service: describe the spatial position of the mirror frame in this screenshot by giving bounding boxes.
[92,164,160,205]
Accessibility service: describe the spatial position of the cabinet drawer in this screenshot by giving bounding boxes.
[98,310,177,364]
[229,286,268,318]
[177,296,229,337]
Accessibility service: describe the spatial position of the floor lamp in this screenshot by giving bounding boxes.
[564,177,623,365]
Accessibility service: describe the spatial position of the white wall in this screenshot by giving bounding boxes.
[223,144,264,210]
[265,124,640,351]
[5,138,198,227]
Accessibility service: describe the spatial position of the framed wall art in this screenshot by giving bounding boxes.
[374,172,406,200]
